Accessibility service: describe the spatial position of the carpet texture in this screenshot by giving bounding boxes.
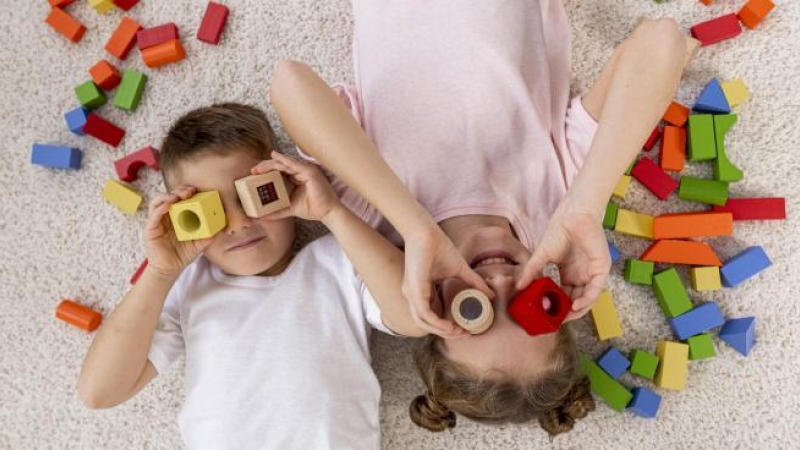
[1,1,798,449]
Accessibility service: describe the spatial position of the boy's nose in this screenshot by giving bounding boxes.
[225,206,251,235]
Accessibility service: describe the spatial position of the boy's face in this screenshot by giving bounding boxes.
[168,151,296,276]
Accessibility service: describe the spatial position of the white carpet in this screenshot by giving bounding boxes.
[1,1,798,448]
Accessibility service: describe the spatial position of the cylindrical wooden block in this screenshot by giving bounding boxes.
[451,289,493,334]
[56,299,103,332]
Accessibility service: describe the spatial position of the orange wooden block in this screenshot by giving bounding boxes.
[45,7,86,43]
[141,39,186,68]
[49,0,77,6]
[663,101,690,127]
[56,299,103,332]
[660,126,686,172]
[642,240,722,267]
[89,59,122,90]
[653,212,734,240]
[105,17,142,60]
[738,0,775,29]
[700,0,713,5]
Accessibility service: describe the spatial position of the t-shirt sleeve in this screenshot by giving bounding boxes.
[562,95,600,186]
[359,281,396,336]
[147,280,186,375]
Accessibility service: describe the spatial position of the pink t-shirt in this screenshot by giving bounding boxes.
[308,0,598,249]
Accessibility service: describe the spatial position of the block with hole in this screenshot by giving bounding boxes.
[169,191,227,241]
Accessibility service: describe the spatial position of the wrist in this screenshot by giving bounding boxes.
[142,264,181,285]
[320,203,349,228]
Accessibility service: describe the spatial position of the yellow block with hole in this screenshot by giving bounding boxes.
[655,340,689,391]
[169,191,227,241]
[613,175,632,199]
[102,180,142,215]
[590,290,622,340]
[89,0,116,14]
[721,78,750,108]
[615,209,654,239]
[690,266,722,291]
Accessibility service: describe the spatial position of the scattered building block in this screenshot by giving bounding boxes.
[624,259,654,285]
[663,101,690,127]
[720,246,772,287]
[508,277,573,336]
[631,157,678,200]
[197,1,230,45]
[141,39,187,68]
[49,0,77,6]
[668,302,725,340]
[721,78,750,108]
[84,114,125,147]
[712,198,786,221]
[653,211,733,240]
[105,17,142,60]
[625,158,636,176]
[56,299,102,332]
[690,13,742,47]
[113,69,147,111]
[654,340,689,391]
[678,176,729,206]
[652,268,693,318]
[169,191,227,241]
[690,267,722,291]
[660,126,686,172]
[75,81,107,110]
[628,387,661,419]
[613,175,632,199]
[738,0,775,29]
[597,347,631,379]
[629,350,659,380]
[115,146,159,182]
[615,209,654,239]
[31,144,82,170]
[693,78,731,114]
[89,59,122,90]
[64,107,90,136]
[719,317,756,356]
[580,353,632,412]
[686,333,716,360]
[643,126,661,151]
[234,172,291,218]
[137,23,179,50]
[130,258,148,284]
[45,7,86,43]
[451,289,494,334]
[89,0,116,14]
[590,291,622,340]
[687,115,717,161]
[642,240,722,267]
[607,240,621,264]
[102,180,142,215]
[112,0,140,11]
[603,201,619,229]
[713,114,743,182]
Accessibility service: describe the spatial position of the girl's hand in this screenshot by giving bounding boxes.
[144,185,214,279]
[251,151,340,222]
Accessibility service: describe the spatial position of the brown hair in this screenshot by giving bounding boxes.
[409,326,595,438]
[160,102,279,187]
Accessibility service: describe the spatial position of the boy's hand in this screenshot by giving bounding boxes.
[251,151,340,222]
[144,185,214,279]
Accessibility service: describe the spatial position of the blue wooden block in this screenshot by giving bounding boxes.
[597,347,631,380]
[667,302,725,340]
[64,107,90,136]
[720,246,772,287]
[694,78,731,114]
[608,240,621,263]
[31,144,82,170]
[628,387,661,418]
[719,317,756,356]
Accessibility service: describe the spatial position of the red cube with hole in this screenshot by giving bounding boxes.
[508,277,573,335]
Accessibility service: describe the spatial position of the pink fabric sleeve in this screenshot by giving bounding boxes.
[562,95,600,186]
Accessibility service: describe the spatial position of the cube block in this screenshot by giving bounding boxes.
[628,387,661,419]
[690,267,722,291]
[597,347,631,380]
[686,333,716,360]
[624,259,654,285]
[169,191,227,241]
[629,350,659,380]
[64,107,90,136]
[75,81,107,110]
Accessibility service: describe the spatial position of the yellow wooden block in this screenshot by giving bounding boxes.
[102,180,142,215]
[614,209,654,239]
[234,171,291,218]
[169,191,227,242]
[613,175,632,199]
[89,0,116,14]
[590,290,622,340]
[690,266,722,291]
[655,340,689,391]
[721,79,750,108]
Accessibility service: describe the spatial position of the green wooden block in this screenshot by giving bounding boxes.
[113,69,147,112]
[625,159,636,176]
[687,114,717,161]
[653,268,693,318]
[75,81,106,110]
[629,350,659,379]
[603,201,619,229]
[678,176,729,206]
[580,353,632,412]
[713,114,743,183]
[686,333,716,360]
[624,259,654,285]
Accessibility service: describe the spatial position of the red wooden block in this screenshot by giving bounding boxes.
[690,14,742,47]
[89,60,122,90]
[112,0,140,11]
[105,17,142,60]
[643,126,661,151]
[631,157,678,200]
[130,259,148,284]
[197,2,229,45]
[712,198,786,221]
[508,277,573,336]
[115,146,160,182]
[641,240,723,267]
[49,0,77,7]
[137,23,179,50]
[45,7,86,43]
[84,114,125,147]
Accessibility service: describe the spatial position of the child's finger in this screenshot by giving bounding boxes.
[251,159,281,175]
[457,264,495,300]
[515,247,549,290]
[571,274,607,311]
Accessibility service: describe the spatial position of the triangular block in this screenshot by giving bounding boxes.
[694,78,732,114]
[719,317,756,356]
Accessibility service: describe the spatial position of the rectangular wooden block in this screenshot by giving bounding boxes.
[105,17,142,60]
[102,180,142,215]
[643,126,661,151]
[31,144,82,170]
[45,7,86,43]
[580,353,632,412]
[655,341,689,391]
[712,198,786,220]
[690,13,742,47]
[84,114,125,147]
[653,211,733,240]
[687,115,717,161]
[137,22,179,50]
[713,114,743,182]
[615,209,654,239]
[197,1,230,45]
[652,268,693,318]
[141,39,186,68]
[113,69,147,111]
[234,172,291,218]
[631,157,678,200]
[663,101,690,127]
[668,302,725,340]
[642,240,723,267]
[690,266,722,291]
[613,175,632,199]
[603,201,618,229]
[679,176,729,206]
[89,0,116,14]
[720,246,772,287]
[590,291,622,340]
[660,126,686,172]
[113,0,140,11]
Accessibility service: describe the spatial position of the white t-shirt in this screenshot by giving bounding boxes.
[147,235,390,450]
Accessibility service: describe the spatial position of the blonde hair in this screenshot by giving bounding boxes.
[409,326,595,437]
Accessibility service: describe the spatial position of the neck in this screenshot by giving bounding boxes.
[257,247,296,277]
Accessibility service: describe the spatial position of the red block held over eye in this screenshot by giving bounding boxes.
[508,277,573,335]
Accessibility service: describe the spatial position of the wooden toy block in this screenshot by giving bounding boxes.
[668,302,724,340]
[89,0,116,14]
[719,317,756,356]
[580,353,632,412]
[687,115,717,161]
[234,172,291,218]
[712,198,786,221]
[141,39,187,68]
[643,126,660,151]
[197,1,230,45]
[624,259,654,285]
[75,81,106,110]
[89,60,122,91]
[628,387,661,419]
[56,299,102,332]
[690,266,722,291]
[699,0,713,4]
[49,0,77,6]
[102,180,142,215]
[45,7,86,43]
[137,23,179,50]
[660,126,686,172]
[64,107,90,136]
[642,240,722,267]
[105,17,142,60]
[597,347,630,380]
[693,78,731,114]
[113,69,147,111]
[686,333,716,360]
[590,291,622,340]
[84,113,125,147]
[713,114,743,182]
[603,201,618,229]
[169,191,227,241]
[663,101,690,127]
[130,258,148,284]
[625,159,636,176]
[607,240,621,264]
[614,209,654,239]
[629,350,659,380]
[509,277,573,336]
[654,340,689,391]
[720,246,772,287]
[678,176,729,206]
[631,157,678,200]
[451,290,494,334]
[113,0,141,12]
[738,0,775,29]
[31,144,82,170]
[690,14,742,47]
[653,211,733,240]
[721,79,750,108]
[613,175,632,199]
[652,268,693,318]
[115,146,159,182]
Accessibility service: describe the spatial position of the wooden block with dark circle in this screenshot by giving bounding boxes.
[451,289,494,334]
